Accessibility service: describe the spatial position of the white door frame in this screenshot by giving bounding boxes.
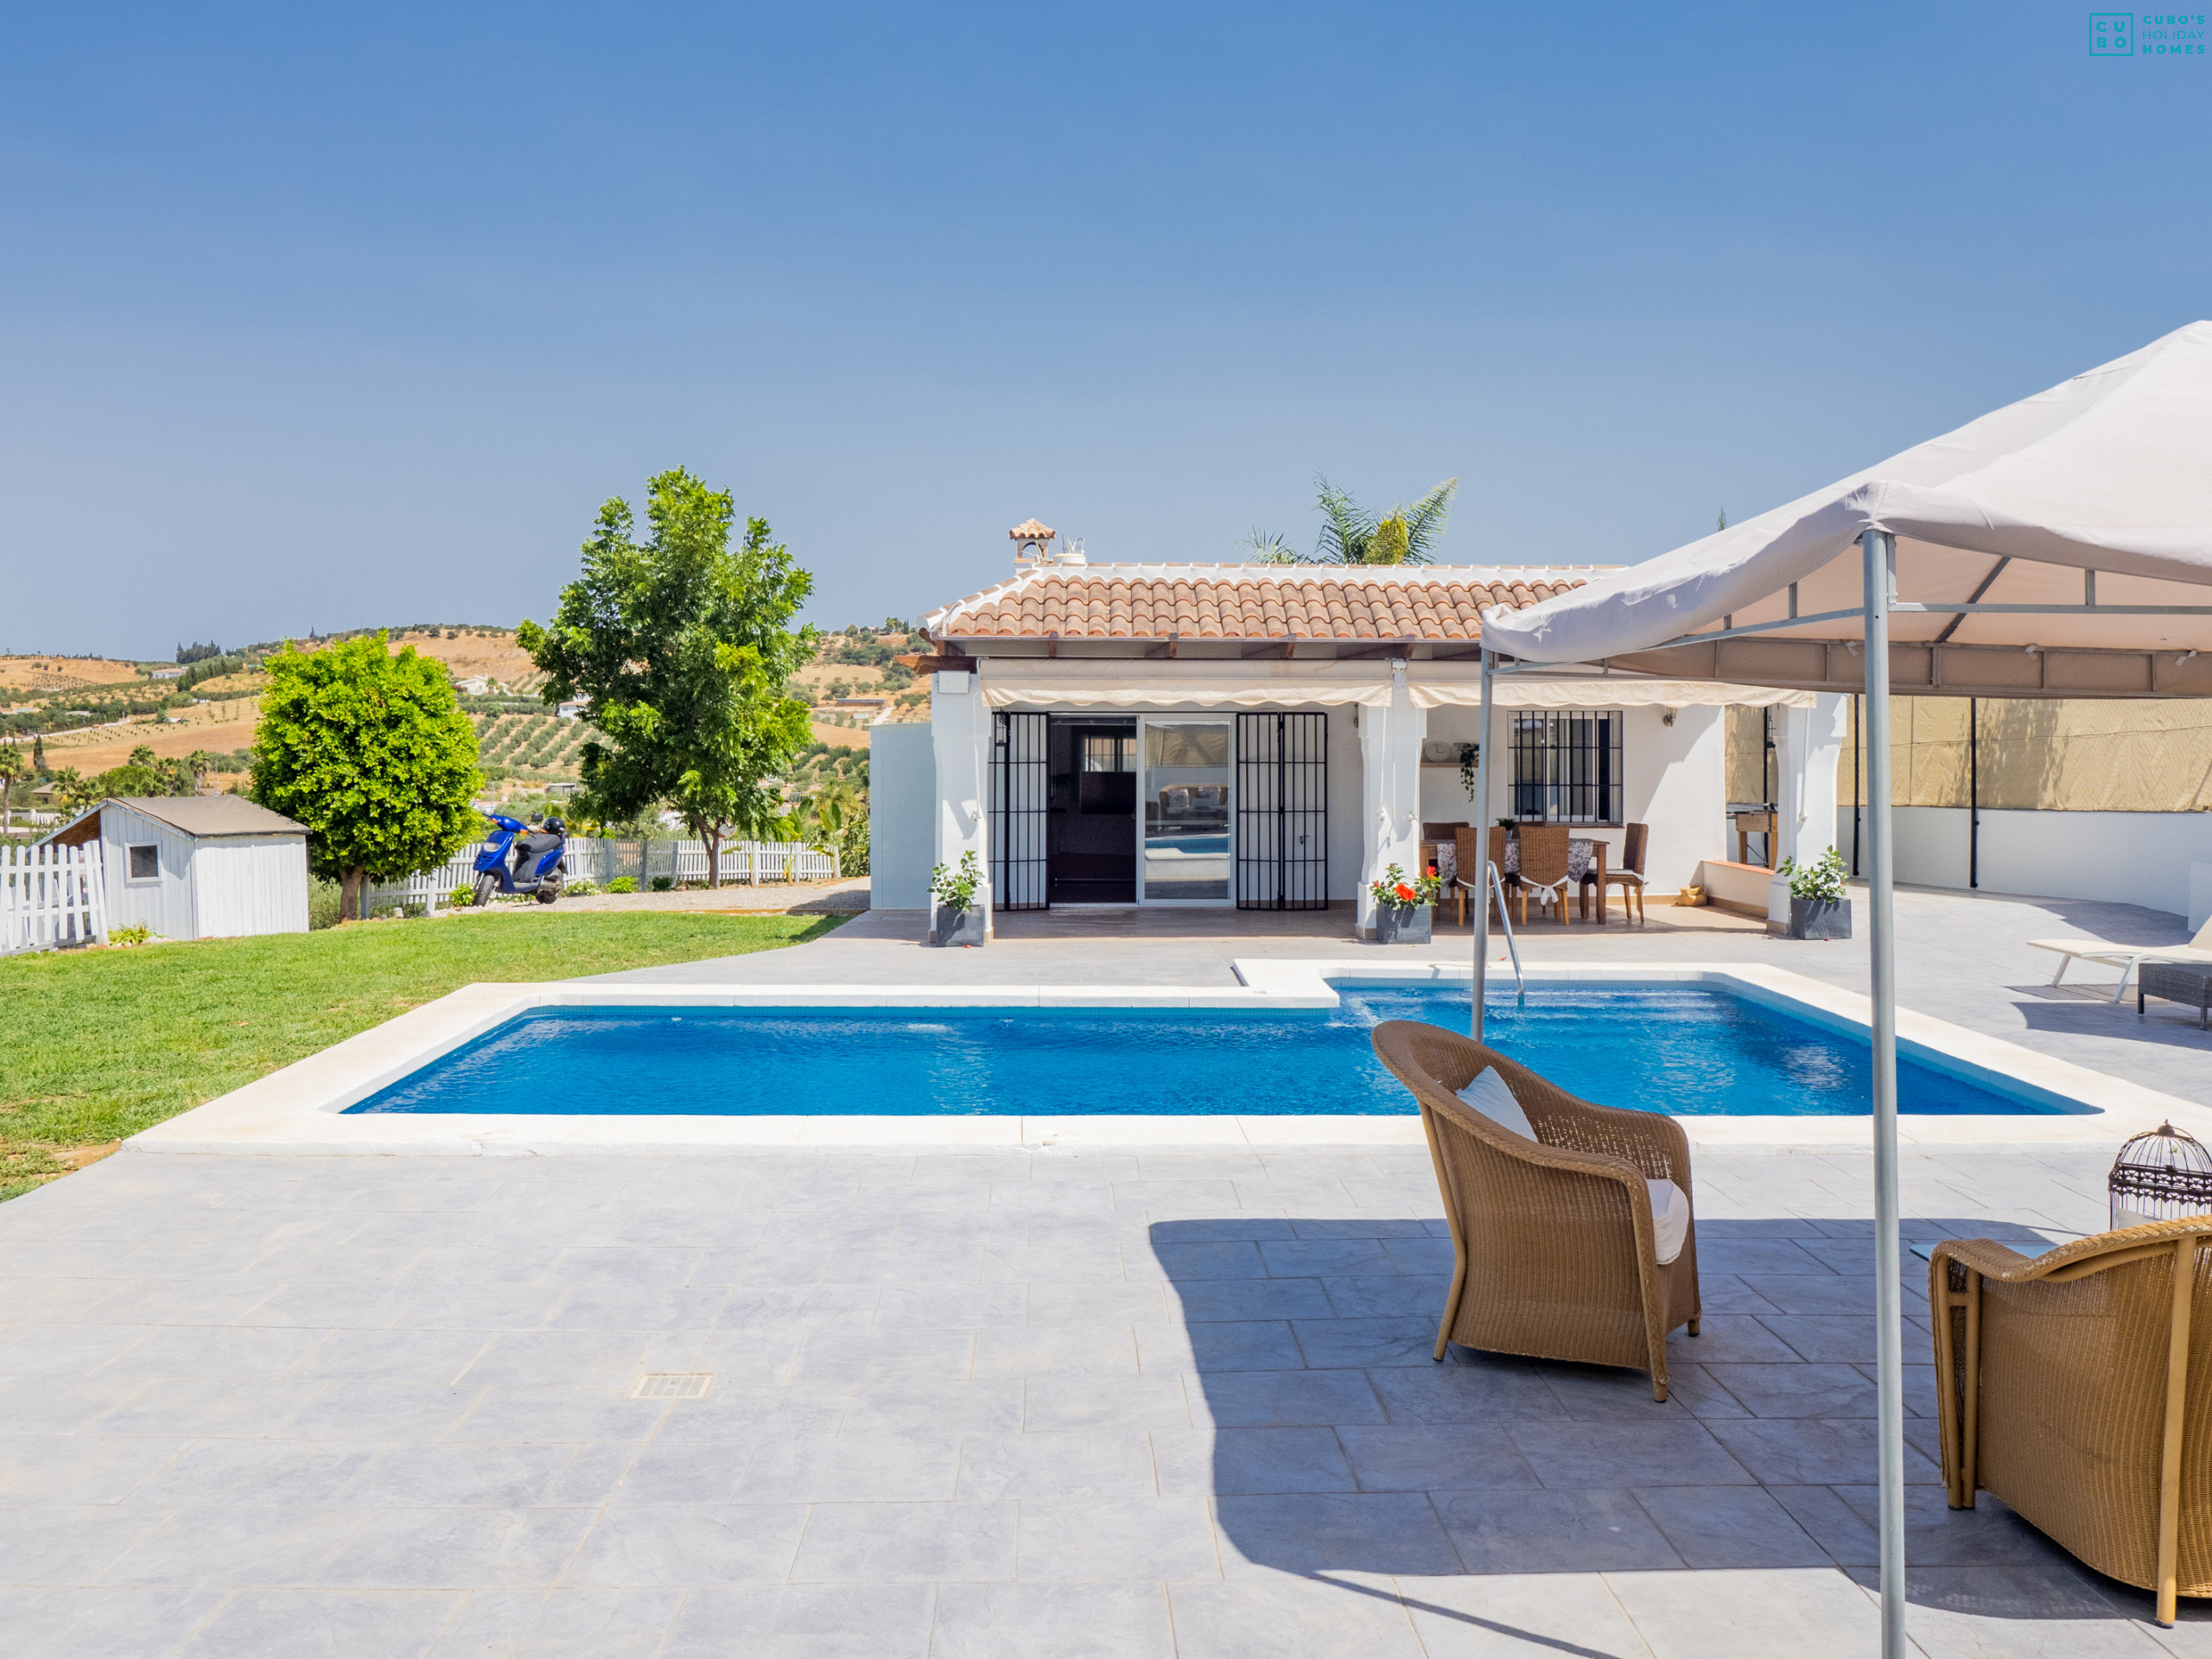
[1135,714,1234,908]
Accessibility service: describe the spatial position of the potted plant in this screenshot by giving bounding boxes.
[1366,862,1441,944]
[930,850,987,947]
[1777,847,1852,940]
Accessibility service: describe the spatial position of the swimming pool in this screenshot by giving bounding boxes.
[345,985,2059,1117]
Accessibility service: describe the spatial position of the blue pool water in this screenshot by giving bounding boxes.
[346,987,2062,1117]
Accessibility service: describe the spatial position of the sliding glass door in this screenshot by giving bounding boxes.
[1138,718,1232,904]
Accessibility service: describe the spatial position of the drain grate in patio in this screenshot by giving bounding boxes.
[629,1372,714,1400]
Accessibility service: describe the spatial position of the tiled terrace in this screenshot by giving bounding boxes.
[5,884,2210,1655]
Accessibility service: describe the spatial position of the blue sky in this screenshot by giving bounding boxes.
[2,2,2206,657]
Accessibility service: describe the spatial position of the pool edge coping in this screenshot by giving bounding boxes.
[123,959,2209,1156]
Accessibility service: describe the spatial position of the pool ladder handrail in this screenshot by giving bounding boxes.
[1487,861,1525,1001]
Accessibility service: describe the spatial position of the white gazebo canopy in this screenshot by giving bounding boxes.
[1459,321,2212,1657]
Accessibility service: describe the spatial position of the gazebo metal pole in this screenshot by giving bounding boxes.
[1863,526,1907,1658]
[1471,648,1496,1040]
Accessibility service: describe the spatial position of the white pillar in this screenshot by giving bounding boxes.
[1766,692,1852,925]
[930,670,991,935]
[1357,659,1425,938]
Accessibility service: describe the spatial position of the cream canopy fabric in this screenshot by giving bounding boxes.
[1480,321,2212,665]
[976,659,1815,710]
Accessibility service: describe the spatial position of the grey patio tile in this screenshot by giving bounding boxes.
[1294,1315,1440,1369]
[97,1503,365,1588]
[0,1435,188,1505]
[973,1323,1137,1377]
[1141,1216,1295,1242]
[321,1513,597,1592]
[840,1376,1024,1433]
[978,1245,1128,1284]
[1023,1374,1192,1432]
[1167,1572,1427,1656]
[1336,1423,1539,1492]
[1602,1566,1883,1658]
[1319,1274,1448,1319]
[448,1388,671,1444]
[1152,1427,1357,1496]
[1023,1281,1172,1325]
[545,1247,703,1290]
[1166,1277,1333,1321]
[3,1586,226,1658]
[1789,1484,2094,1571]
[711,1285,880,1329]
[1631,1484,1834,1568]
[734,1431,962,1502]
[171,1589,465,1657]
[612,1441,757,1505]
[1505,1418,1754,1488]
[1694,1273,1787,1316]
[1694,1239,1840,1274]
[823,1244,985,1286]
[293,1329,493,1384]
[457,1332,657,1390]
[1737,1271,1919,1316]
[1185,1368,1385,1427]
[783,1329,976,1384]
[1136,1319,1306,1373]
[1433,1486,1682,1573]
[1215,1490,1461,1577]
[1532,1360,1749,1422]
[791,1498,1017,1581]
[661,1584,935,1659]
[1849,1565,2160,1656]
[1255,1238,1390,1277]
[680,1328,810,1386]
[281,1383,484,1442]
[393,1285,566,1332]
[1147,1240,1270,1281]
[957,1432,1155,1499]
[129,1440,378,1507]
[84,1376,326,1440]
[1758,1315,1887,1363]
[0,1375,147,1437]
[1380,1236,1456,1274]
[871,1284,1027,1330]
[1287,1214,1431,1239]
[931,1582,1175,1659]
[1659,1313,1802,1364]
[0,1505,164,1586]
[1706,1416,1943,1486]
[1706,1361,1878,1418]
[1370,1355,1565,1421]
[1015,1495,1220,1580]
[563,1503,810,1587]
[0,1324,151,1378]
[1395,1570,1656,1658]
[348,1443,579,1508]
[425,1587,683,1659]
[544,1287,730,1334]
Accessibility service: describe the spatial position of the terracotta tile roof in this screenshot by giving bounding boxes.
[925,563,1603,642]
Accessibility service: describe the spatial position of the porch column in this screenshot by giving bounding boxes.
[1357,658,1425,938]
[930,670,992,937]
[1765,693,1851,926]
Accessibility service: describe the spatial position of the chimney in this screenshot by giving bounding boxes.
[1009,518,1057,570]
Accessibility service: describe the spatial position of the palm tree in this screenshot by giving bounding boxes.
[1246,476,1460,565]
[0,742,26,832]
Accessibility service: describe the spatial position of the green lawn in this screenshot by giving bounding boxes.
[0,909,841,1202]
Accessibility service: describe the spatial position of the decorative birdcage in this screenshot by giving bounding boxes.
[2109,1122,2212,1231]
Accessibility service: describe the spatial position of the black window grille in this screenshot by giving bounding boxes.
[1234,712,1328,909]
[991,710,1049,909]
[1508,709,1623,825]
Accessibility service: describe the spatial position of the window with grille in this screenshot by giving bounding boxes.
[1508,710,1624,825]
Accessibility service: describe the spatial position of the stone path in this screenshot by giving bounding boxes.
[4,1141,2204,1656]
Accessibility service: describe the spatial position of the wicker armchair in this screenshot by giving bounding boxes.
[1370,1020,1701,1400]
[1452,827,1517,927]
[1515,825,1573,925]
[1583,822,1649,924]
[1931,1219,2212,1625]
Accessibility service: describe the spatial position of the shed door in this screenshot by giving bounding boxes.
[1235,712,1328,910]
[991,710,1049,910]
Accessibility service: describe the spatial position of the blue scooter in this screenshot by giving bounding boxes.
[473,816,568,906]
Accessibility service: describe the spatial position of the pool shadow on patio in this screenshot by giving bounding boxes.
[1147,1213,2181,1633]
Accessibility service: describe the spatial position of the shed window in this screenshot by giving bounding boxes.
[127,843,159,881]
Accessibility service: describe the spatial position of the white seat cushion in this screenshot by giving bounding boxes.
[1455,1067,1535,1141]
[1648,1179,1690,1266]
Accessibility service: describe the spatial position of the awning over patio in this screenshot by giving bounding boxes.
[977,658,1816,710]
[1479,320,2212,697]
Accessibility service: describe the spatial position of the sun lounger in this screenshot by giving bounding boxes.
[2028,915,2212,1002]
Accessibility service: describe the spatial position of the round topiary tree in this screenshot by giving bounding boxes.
[249,633,481,922]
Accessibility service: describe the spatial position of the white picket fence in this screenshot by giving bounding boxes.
[359,835,839,914]
[2,842,107,954]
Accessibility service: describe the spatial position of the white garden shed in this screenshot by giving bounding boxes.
[43,796,310,940]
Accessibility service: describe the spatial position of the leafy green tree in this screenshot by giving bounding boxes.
[248,634,482,922]
[518,467,816,887]
[0,742,27,830]
[1244,475,1460,565]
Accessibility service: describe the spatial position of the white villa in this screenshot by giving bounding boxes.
[871,523,1846,935]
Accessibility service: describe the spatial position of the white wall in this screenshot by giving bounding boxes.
[194,836,309,937]
[99,804,196,939]
[868,723,936,911]
[1834,804,2212,918]
[930,672,992,921]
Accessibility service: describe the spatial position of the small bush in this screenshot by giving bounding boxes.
[650,875,674,893]
[107,924,152,945]
[607,875,638,894]
[448,884,477,908]
[308,879,344,930]
[564,879,598,896]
